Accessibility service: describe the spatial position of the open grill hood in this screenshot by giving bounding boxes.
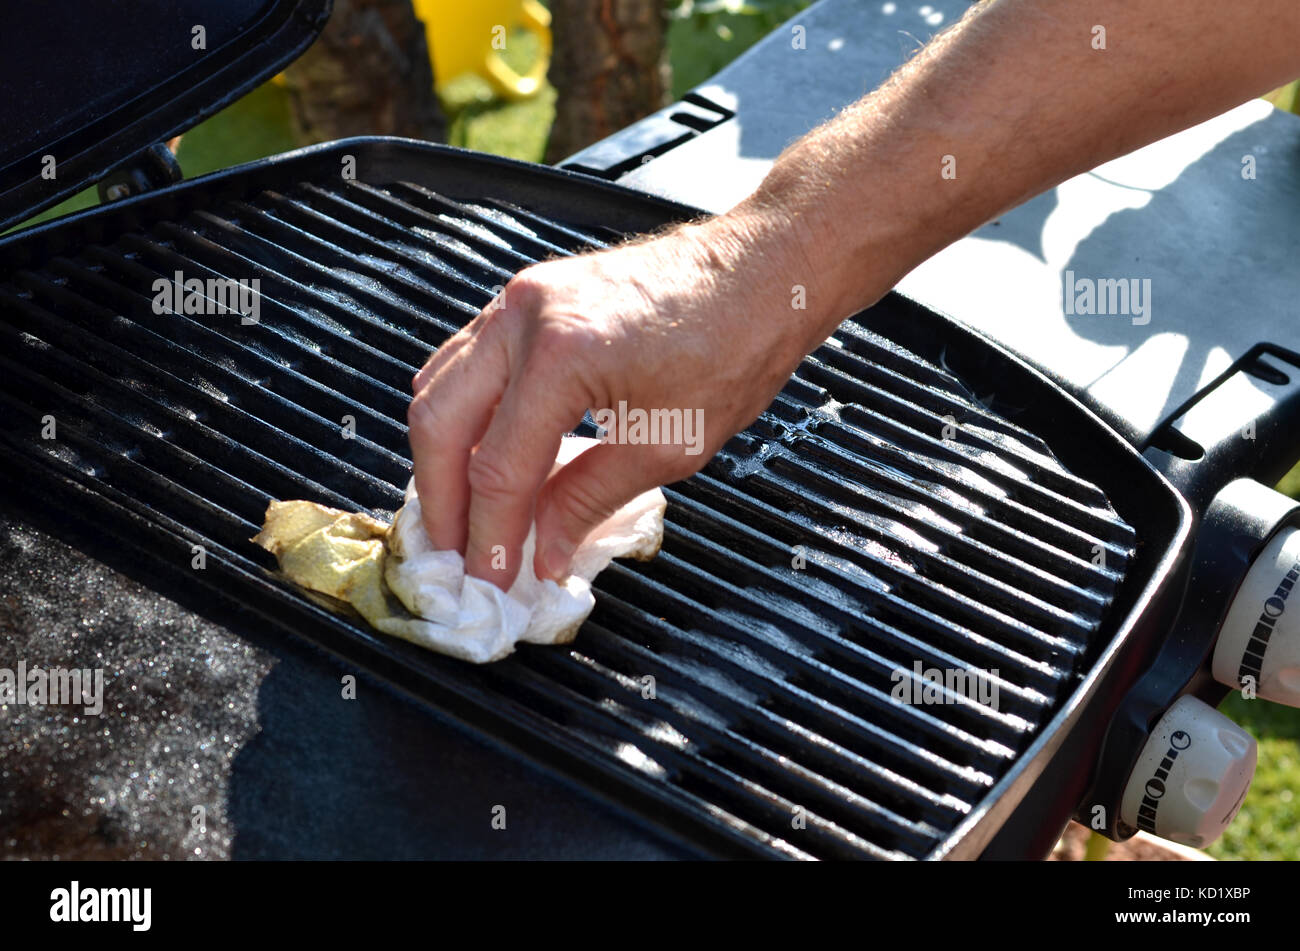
[0,0,332,232]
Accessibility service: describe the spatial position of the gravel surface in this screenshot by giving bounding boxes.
[0,515,272,860]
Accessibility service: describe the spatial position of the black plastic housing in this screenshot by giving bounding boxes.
[0,0,332,232]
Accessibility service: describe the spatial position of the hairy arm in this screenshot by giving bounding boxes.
[736,0,1300,337]
[409,0,1300,589]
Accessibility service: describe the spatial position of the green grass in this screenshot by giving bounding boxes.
[442,28,555,161]
[172,79,300,178]
[441,2,814,158]
[668,2,811,98]
[1266,80,1300,115]
[1210,692,1300,859]
[9,81,299,233]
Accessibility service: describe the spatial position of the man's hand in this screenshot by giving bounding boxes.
[410,0,1300,593]
[408,211,844,590]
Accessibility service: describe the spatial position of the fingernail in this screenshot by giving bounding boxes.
[541,539,575,580]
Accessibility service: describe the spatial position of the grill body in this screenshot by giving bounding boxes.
[0,139,1190,858]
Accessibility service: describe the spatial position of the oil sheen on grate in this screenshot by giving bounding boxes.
[0,175,1136,859]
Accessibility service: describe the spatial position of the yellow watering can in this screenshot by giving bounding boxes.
[413,0,553,101]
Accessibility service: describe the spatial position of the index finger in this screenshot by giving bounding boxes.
[462,363,588,589]
[407,330,509,554]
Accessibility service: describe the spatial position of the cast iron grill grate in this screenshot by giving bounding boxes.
[0,170,1136,859]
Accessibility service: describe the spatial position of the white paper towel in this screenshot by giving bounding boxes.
[378,436,667,663]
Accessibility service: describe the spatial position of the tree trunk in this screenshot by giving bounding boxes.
[544,0,669,164]
[282,0,445,144]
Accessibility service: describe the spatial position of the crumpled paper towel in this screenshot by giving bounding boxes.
[252,436,667,663]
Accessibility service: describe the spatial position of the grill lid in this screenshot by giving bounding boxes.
[0,0,332,233]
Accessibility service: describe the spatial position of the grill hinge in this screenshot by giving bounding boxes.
[97,142,183,204]
[558,93,733,180]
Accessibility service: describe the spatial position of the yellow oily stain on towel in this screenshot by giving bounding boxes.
[249,438,668,663]
[250,499,413,636]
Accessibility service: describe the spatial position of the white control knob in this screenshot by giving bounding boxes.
[1213,526,1300,706]
[1119,695,1255,849]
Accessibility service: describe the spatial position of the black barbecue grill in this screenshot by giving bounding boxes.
[4,0,1299,861]
[0,136,1190,860]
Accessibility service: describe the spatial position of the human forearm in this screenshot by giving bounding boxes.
[722,0,1300,337]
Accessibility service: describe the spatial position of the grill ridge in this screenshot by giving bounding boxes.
[0,160,1139,859]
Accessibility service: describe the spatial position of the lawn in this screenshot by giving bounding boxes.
[9,0,1299,861]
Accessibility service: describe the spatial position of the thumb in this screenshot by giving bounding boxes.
[533,441,678,581]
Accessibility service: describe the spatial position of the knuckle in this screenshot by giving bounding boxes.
[503,268,545,309]
[466,449,519,501]
[658,450,700,484]
[407,390,439,429]
[549,475,613,535]
[412,332,468,391]
[532,324,578,363]
[642,449,696,490]
[502,265,609,371]
[412,361,436,393]
[533,313,601,366]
